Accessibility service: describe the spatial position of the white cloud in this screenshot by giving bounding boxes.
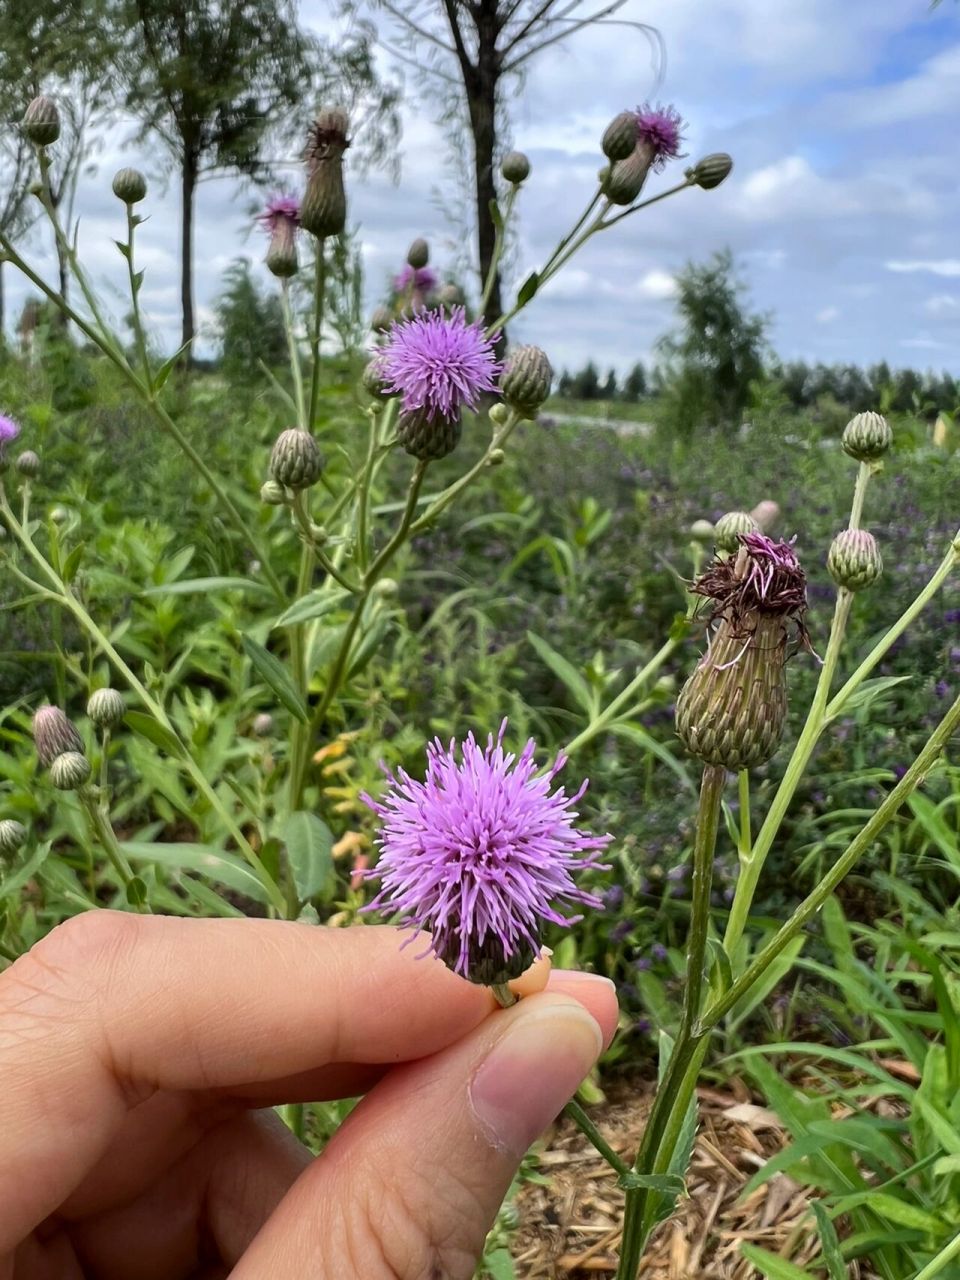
[817,307,839,324]
[925,294,960,314]
[902,335,948,349]
[886,259,960,277]
[637,269,676,299]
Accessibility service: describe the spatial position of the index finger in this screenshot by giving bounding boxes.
[0,911,494,1250]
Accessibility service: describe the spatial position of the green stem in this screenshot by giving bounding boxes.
[1,492,285,914]
[564,1098,632,1178]
[125,205,152,384]
[848,462,871,531]
[680,766,725,1038]
[599,176,696,231]
[286,498,316,819]
[281,280,307,430]
[355,409,380,573]
[79,789,146,910]
[491,982,516,1008]
[738,770,751,857]
[705,685,960,1030]
[722,589,853,958]
[307,243,327,430]
[562,636,681,758]
[480,186,518,318]
[911,1228,960,1280]
[409,414,520,536]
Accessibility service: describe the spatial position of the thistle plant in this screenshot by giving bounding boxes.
[6,82,957,1279]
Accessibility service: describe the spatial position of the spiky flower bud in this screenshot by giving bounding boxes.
[396,407,462,461]
[50,751,91,790]
[827,528,883,591]
[266,222,298,278]
[501,151,531,184]
[22,96,60,146]
[406,238,429,269]
[269,429,324,490]
[676,534,810,770]
[301,109,349,240]
[112,168,147,204]
[370,306,393,335]
[87,687,126,730]
[0,819,27,856]
[602,111,638,161]
[16,450,40,477]
[714,510,760,553]
[260,479,288,505]
[362,359,392,401]
[499,345,554,417]
[603,148,652,205]
[842,411,892,462]
[253,712,274,737]
[33,705,84,768]
[686,153,733,190]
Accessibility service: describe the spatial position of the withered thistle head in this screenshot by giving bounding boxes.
[676,533,810,770]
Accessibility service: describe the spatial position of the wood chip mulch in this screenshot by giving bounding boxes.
[511,1078,882,1279]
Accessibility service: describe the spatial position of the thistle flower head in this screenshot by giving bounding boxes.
[304,109,350,171]
[393,263,439,295]
[32,705,84,768]
[378,306,500,424]
[693,532,809,629]
[258,194,300,232]
[0,414,21,447]
[634,103,685,168]
[362,722,611,984]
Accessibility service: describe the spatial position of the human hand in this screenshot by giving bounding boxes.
[1,913,617,1278]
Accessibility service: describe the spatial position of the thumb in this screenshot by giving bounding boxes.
[234,985,614,1279]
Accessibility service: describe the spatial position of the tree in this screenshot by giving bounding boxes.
[570,360,600,400]
[214,258,286,380]
[376,0,659,343]
[600,367,618,400]
[622,361,647,401]
[656,250,768,437]
[114,0,314,355]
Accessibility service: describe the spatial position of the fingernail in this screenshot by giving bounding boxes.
[469,1002,602,1158]
[548,969,616,990]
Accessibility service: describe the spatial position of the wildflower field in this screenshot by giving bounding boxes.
[2,23,960,1278]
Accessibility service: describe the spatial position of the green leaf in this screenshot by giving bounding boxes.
[113,238,131,261]
[489,197,503,232]
[143,576,274,598]
[283,811,335,903]
[617,1172,684,1194]
[0,841,53,897]
[121,840,272,905]
[124,711,185,757]
[608,722,695,792]
[62,541,85,584]
[482,1248,515,1280]
[811,1200,848,1280]
[133,269,145,295]
[516,270,539,307]
[273,588,349,628]
[526,630,593,713]
[740,1244,816,1279]
[126,876,148,906]
[241,635,308,723]
[825,674,912,722]
[154,339,192,391]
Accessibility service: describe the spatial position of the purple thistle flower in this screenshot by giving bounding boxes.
[378,306,501,425]
[257,194,300,232]
[0,414,20,445]
[361,721,611,983]
[633,102,685,169]
[651,942,668,962]
[393,263,439,294]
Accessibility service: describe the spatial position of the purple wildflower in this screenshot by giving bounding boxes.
[651,942,668,962]
[393,263,439,294]
[609,919,633,944]
[362,721,611,983]
[0,414,20,446]
[378,307,500,424]
[257,194,300,232]
[634,103,685,169]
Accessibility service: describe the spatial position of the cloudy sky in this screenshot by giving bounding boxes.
[6,0,960,376]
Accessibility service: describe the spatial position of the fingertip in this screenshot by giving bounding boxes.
[545,969,619,1050]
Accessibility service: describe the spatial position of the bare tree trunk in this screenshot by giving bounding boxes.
[469,1,505,354]
[180,148,197,358]
[0,258,5,343]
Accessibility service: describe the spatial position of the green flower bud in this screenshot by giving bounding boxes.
[22,96,60,146]
[362,359,392,401]
[372,577,399,598]
[438,283,464,308]
[87,687,126,730]
[265,222,298,278]
[112,168,148,204]
[16,450,40,477]
[253,712,274,737]
[714,510,760,554]
[50,506,68,524]
[487,448,505,466]
[406,237,429,269]
[397,408,461,461]
[601,111,638,162]
[0,819,27,856]
[269,429,324,490]
[301,109,349,240]
[32,705,84,768]
[500,151,531,184]
[499,345,554,417]
[370,305,394,334]
[842,411,892,462]
[689,519,715,542]
[50,751,92,790]
[827,528,883,591]
[603,147,652,205]
[686,153,733,190]
[260,479,288,505]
